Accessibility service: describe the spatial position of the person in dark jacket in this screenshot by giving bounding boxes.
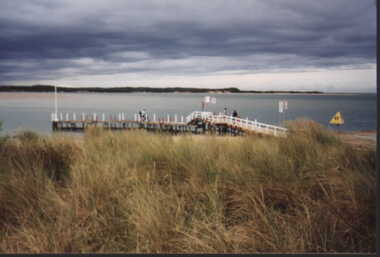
[232,110,238,117]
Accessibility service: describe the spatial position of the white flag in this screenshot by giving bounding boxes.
[211,97,216,104]
[284,101,288,110]
[279,101,284,113]
[204,96,211,103]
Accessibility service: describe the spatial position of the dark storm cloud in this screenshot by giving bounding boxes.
[0,0,376,83]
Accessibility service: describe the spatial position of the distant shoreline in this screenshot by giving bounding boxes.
[0,85,324,94]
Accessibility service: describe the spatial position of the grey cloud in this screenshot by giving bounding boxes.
[0,0,376,84]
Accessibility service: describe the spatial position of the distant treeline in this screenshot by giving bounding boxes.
[0,85,323,94]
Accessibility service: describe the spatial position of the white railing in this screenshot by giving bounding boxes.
[186,111,287,136]
[185,111,213,123]
[51,111,287,136]
[51,112,189,124]
[209,114,287,136]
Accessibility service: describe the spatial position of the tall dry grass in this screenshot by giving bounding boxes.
[0,120,376,253]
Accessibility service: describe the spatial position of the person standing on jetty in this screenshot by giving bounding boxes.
[224,107,228,115]
[139,108,147,121]
[232,110,239,124]
[143,108,148,121]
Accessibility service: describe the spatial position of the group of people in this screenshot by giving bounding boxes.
[138,108,148,121]
[224,107,239,118]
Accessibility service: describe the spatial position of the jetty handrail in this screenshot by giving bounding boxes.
[186,111,287,136]
[185,111,213,123]
[51,110,287,136]
[209,114,287,132]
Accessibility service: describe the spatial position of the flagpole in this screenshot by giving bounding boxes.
[278,101,280,125]
[54,86,58,120]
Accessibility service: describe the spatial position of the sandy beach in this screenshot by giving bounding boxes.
[338,130,376,149]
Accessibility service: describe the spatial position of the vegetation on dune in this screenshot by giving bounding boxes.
[0,120,375,253]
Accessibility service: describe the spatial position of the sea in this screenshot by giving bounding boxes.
[0,92,376,135]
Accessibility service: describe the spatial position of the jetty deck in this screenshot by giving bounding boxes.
[51,111,287,136]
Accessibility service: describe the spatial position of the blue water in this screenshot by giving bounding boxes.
[0,92,376,134]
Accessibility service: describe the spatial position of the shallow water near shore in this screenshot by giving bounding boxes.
[0,92,376,134]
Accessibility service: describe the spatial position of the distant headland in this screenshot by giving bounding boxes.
[0,85,323,94]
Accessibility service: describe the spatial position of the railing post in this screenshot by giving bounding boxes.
[181,115,184,123]
[167,114,170,123]
[153,113,156,122]
[73,113,76,121]
[174,114,177,123]
[65,112,69,121]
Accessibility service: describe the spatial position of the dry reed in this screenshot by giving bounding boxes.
[0,120,375,253]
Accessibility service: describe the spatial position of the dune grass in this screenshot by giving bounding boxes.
[0,120,376,253]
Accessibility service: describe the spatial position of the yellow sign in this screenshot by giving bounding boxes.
[329,112,344,125]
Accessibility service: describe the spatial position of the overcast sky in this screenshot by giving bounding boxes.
[0,0,376,92]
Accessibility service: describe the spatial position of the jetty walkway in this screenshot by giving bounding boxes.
[51,111,287,136]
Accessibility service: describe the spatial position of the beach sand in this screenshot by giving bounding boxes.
[338,130,376,150]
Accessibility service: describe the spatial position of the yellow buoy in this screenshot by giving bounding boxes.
[329,112,344,125]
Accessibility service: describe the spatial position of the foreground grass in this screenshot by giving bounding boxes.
[0,120,376,253]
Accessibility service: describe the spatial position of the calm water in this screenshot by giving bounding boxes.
[0,92,376,134]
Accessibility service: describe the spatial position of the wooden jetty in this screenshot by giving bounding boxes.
[51,111,287,136]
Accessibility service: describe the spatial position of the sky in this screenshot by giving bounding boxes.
[0,0,377,92]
